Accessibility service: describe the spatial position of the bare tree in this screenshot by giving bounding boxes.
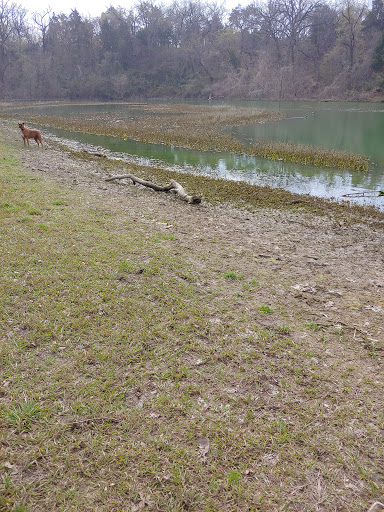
[257,0,322,64]
[229,4,264,67]
[337,0,367,68]
[0,0,27,84]
[32,7,52,52]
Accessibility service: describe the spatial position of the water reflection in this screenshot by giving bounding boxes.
[46,127,384,211]
[8,100,384,210]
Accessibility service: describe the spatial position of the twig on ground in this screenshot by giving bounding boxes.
[367,502,384,512]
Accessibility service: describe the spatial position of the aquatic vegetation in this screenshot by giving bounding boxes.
[14,102,370,171]
[248,140,369,172]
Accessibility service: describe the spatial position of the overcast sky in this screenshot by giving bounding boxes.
[18,0,246,19]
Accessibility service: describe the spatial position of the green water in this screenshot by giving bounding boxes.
[230,100,384,165]
[10,100,384,209]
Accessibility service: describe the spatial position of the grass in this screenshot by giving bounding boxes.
[3,102,370,171]
[0,138,383,511]
[223,271,244,280]
[258,304,274,314]
[6,400,42,432]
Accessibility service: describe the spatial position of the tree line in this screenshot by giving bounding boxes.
[1,0,384,101]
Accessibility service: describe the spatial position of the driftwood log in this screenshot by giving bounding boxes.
[105,174,201,204]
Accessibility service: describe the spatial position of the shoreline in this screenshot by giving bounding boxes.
[2,114,384,220]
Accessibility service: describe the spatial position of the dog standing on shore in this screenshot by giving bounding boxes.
[18,122,43,148]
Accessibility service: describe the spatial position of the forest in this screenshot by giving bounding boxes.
[1,0,384,101]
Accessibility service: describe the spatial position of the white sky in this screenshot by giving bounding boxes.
[18,0,247,20]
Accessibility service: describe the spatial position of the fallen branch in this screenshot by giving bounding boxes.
[105,174,201,204]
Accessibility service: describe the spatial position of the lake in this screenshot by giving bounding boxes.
[9,100,384,210]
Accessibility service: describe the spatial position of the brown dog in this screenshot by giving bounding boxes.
[18,122,43,148]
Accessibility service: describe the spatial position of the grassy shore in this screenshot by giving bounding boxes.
[0,127,383,511]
